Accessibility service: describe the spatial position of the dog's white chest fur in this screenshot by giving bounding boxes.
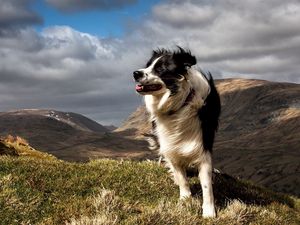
[147,99,203,165]
[144,69,210,165]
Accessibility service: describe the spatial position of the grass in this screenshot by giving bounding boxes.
[0,135,56,160]
[0,155,299,225]
[0,136,299,224]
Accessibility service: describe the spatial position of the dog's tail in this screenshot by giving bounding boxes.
[198,71,221,151]
[207,72,221,118]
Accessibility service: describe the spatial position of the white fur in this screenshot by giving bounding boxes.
[137,57,166,96]
[144,68,216,218]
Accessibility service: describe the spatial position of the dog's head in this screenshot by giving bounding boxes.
[133,47,196,96]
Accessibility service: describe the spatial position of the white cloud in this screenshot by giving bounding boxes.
[0,25,145,124]
[0,0,300,125]
[153,2,217,28]
[135,0,300,83]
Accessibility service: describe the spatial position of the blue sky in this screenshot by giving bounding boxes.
[32,0,161,37]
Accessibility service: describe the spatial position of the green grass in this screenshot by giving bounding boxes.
[0,155,299,225]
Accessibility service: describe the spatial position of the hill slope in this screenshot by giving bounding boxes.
[0,155,299,225]
[116,79,300,197]
[0,109,109,133]
[0,109,150,161]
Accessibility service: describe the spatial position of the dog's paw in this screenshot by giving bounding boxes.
[179,191,192,200]
[202,204,216,218]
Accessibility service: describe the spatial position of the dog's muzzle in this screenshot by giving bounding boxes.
[133,71,163,93]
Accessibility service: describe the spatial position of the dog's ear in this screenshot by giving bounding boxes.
[146,48,169,67]
[152,48,169,57]
[173,46,196,68]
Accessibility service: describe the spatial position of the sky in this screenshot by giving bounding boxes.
[0,0,300,126]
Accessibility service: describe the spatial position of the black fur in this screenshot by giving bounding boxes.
[198,72,221,152]
[173,46,197,69]
[146,47,197,95]
[144,120,160,151]
[145,47,220,152]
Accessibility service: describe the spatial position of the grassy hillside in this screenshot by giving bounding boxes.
[0,153,299,225]
[0,135,56,160]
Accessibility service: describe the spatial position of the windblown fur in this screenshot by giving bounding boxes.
[133,47,221,217]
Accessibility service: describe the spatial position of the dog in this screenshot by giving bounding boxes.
[133,47,221,217]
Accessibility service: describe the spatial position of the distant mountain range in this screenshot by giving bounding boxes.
[0,109,150,161]
[0,78,299,196]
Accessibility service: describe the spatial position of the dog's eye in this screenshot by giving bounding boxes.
[154,62,165,73]
[154,66,164,73]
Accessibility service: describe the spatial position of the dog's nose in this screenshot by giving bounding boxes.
[133,70,144,81]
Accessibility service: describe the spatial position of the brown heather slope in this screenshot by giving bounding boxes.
[116,78,300,196]
[0,109,150,161]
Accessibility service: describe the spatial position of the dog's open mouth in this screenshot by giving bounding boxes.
[136,84,162,92]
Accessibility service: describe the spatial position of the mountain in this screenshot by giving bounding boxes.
[116,78,300,196]
[0,109,150,161]
[0,109,109,133]
[104,125,118,131]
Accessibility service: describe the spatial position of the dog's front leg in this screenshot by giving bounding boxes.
[198,153,216,218]
[170,164,191,199]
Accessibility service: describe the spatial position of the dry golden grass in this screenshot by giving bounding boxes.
[0,135,57,160]
[215,78,267,94]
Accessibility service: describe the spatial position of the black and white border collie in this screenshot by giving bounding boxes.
[133,47,221,218]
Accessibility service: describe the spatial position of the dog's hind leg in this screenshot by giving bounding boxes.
[198,153,216,217]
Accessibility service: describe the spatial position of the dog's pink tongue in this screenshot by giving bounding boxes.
[136,84,143,91]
